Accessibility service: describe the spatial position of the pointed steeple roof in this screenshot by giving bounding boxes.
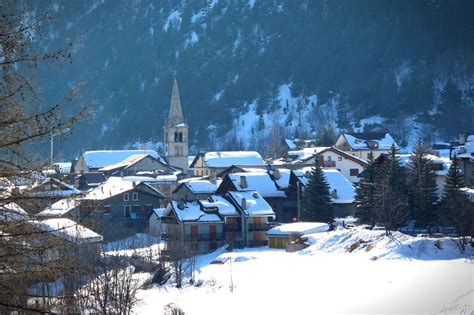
[166,78,186,127]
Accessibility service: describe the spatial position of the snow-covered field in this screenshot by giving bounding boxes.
[134,228,473,314]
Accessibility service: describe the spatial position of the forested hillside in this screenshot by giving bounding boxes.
[34,0,474,158]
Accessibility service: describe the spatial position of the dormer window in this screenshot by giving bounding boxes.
[367,140,379,149]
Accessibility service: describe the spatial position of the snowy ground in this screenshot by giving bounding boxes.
[134,228,473,314]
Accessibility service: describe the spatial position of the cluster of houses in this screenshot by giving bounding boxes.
[3,79,472,257]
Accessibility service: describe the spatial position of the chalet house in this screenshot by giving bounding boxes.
[38,197,82,219]
[225,190,276,247]
[80,177,167,240]
[216,171,287,222]
[335,132,397,161]
[160,190,275,255]
[189,151,266,177]
[76,172,107,191]
[398,154,451,198]
[17,178,81,214]
[99,154,171,177]
[173,179,221,201]
[373,154,451,198]
[279,146,368,183]
[200,194,243,247]
[451,134,474,186]
[161,200,225,256]
[287,168,356,218]
[73,150,161,173]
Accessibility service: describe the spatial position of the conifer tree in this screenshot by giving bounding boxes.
[378,144,410,235]
[354,152,381,226]
[408,138,438,228]
[300,160,334,223]
[438,156,473,251]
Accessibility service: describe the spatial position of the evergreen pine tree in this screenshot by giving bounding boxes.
[354,152,381,226]
[438,156,473,251]
[408,138,438,228]
[378,144,410,235]
[300,160,334,223]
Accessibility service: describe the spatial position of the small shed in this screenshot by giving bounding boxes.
[266,222,329,249]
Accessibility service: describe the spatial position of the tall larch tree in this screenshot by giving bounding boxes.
[300,160,334,223]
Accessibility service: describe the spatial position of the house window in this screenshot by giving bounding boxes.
[123,193,129,201]
[124,205,131,218]
[205,170,209,176]
[327,156,331,161]
[102,205,111,214]
[178,132,183,142]
[338,156,342,161]
[350,168,359,176]
[132,192,138,201]
[174,131,179,142]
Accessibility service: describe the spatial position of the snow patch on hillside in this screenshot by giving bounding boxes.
[163,10,182,32]
[184,31,199,47]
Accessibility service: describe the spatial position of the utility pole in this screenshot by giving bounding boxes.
[50,128,70,165]
[297,181,301,221]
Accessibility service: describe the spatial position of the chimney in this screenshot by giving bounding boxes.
[272,169,281,180]
[241,197,247,210]
[210,175,217,184]
[177,199,185,210]
[331,189,338,199]
[240,175,248,189]
[252,191,259,199]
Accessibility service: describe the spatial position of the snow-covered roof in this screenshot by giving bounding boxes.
[185,180,220,194]
[152,208,166,218]
[32,218,103,244]
[452,141,474,159]
[227,172,286,198]
[196,151,265,168]
[461,188,474,202]
[271,168,291,189]
[323,170,356,203]
[0,202,29,221]
[171,201,223,223]
[285,138,317,150]
[342,132,397,151]
[227,191,275,217]
[287,147,329,162]
[38,198,81,217]
[85,177,136,200]
[267,222,329,236]
[293,168,355,203]
[201,195,239,216]
[398,154,450,176]
[84,177,164,200]
[82,150,160,169]
[99,154,148,171]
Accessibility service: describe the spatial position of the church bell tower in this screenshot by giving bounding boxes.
[164,78,189,172]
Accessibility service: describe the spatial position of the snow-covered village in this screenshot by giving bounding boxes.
[1,1,473,314]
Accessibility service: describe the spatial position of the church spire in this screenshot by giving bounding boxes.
[166,78,185,127]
